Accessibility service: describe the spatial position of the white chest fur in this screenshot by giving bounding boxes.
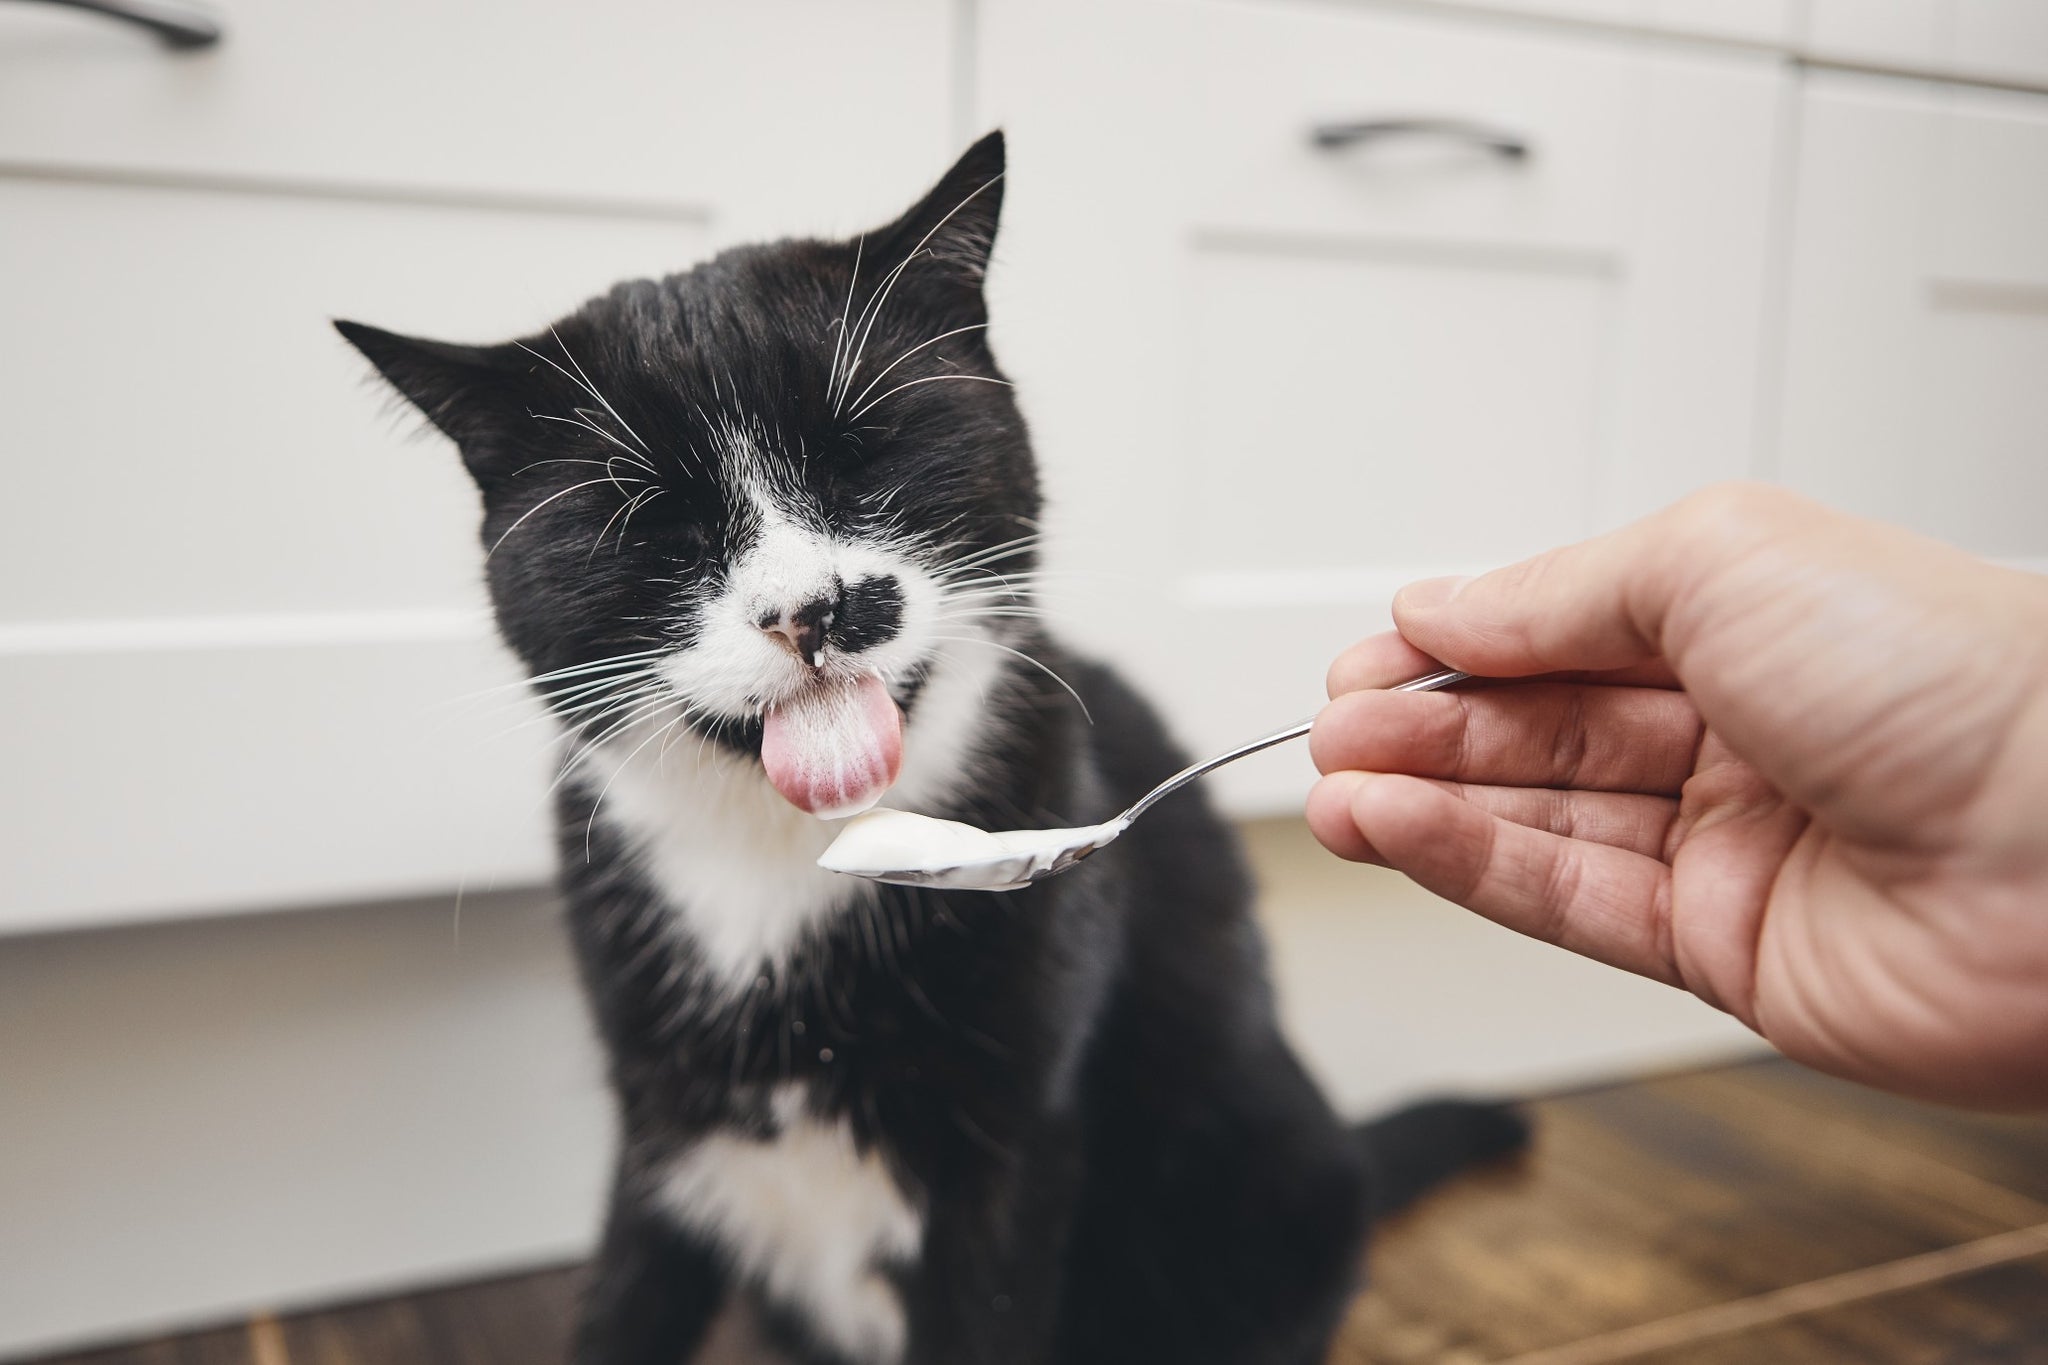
[596,748,867,988]
[656,1087,924,1364]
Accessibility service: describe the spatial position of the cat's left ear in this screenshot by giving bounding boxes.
[865,130,1006,313]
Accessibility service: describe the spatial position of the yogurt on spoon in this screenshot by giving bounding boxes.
[818,808,1128,892]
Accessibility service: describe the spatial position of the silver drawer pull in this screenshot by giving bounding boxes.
[5,0,223,49]
[1311,117,1530,160]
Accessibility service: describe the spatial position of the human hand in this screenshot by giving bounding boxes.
[1307,485,2048,1108]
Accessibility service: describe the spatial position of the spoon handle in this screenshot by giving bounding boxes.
[1117,667,1470,826]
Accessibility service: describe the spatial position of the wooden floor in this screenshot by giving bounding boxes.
[30,1058,2048,1365]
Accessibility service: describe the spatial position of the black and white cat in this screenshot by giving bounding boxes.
[339,133,1526,1365]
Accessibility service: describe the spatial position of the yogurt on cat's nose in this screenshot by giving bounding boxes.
[818,807,1126,890]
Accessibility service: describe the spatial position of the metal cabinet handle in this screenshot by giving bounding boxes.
[1311,118,1530,160]
[6,0,224,49]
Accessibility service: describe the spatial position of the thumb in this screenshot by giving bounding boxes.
[1392,484,1794,679]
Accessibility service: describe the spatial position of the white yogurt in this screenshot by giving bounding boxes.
[817,808,1127,890]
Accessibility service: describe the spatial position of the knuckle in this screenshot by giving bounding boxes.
[1535,845,1586,939]
[1649,872,1678,976]
[1543,787,1576,838]
[1448,691,1478,778]
[1673,481,1794,540]
[1548,687,1592,785]
[1450,806,1497,907]
[1486,555,1554,617]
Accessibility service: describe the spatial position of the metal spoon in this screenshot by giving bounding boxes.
[817,667,1470,892]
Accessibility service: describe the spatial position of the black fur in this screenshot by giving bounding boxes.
[339,131,1526,1365]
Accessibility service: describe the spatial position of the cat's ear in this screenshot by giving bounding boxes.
[865,130,1006,311]
[334,319,529,479]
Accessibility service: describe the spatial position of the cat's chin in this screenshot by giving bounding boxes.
[759,671,905,818]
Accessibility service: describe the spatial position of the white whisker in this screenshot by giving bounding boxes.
[534,677,659,715]
[834,248,925,413]
[828,234,865,403]
[836,171,1004,413]
[529,413,658,473]
[612,487,667,550]
[487,477,630,559]
[851,373,1012,423]
[549,327,653,455]
[447,649,669,707]
[511,455,652,481]
[526,649,669,682]
[842,322,989,416]
[930,634,1092,723]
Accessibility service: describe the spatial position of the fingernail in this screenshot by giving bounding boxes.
[1397,575,1472,612]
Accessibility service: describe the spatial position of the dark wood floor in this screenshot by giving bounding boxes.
[28,1058,2048,1365]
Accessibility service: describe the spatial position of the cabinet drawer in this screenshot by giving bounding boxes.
[0,633,555,934]
[0,0,954,232]
[1179,3,1643,253]
[0,178,710,623]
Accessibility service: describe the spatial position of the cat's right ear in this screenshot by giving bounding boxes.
[334,319,526,482]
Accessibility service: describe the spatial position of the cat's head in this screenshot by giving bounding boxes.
[338,133,1035,818]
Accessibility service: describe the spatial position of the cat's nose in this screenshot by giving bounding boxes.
[759,590,839,668]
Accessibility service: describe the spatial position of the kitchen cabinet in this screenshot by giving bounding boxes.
[12,0,2045,929]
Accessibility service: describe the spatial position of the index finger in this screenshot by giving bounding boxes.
[1328,630,1683,697]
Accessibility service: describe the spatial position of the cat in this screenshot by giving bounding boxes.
[338,131,1527,1365]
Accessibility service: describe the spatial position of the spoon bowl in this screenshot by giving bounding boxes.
[821,815,1130,892]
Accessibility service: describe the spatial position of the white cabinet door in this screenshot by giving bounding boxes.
[1775,73,2048,567]
[979,0,1786,810]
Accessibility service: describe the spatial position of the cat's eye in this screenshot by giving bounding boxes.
[828,433,909,481]
[653,512,713,564]
[830,429,891,465]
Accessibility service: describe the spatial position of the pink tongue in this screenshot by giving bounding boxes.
[760,673,904,817]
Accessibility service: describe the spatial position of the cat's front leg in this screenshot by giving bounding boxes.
[888,1130,1080,1365]
[574,1168,729,1365]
